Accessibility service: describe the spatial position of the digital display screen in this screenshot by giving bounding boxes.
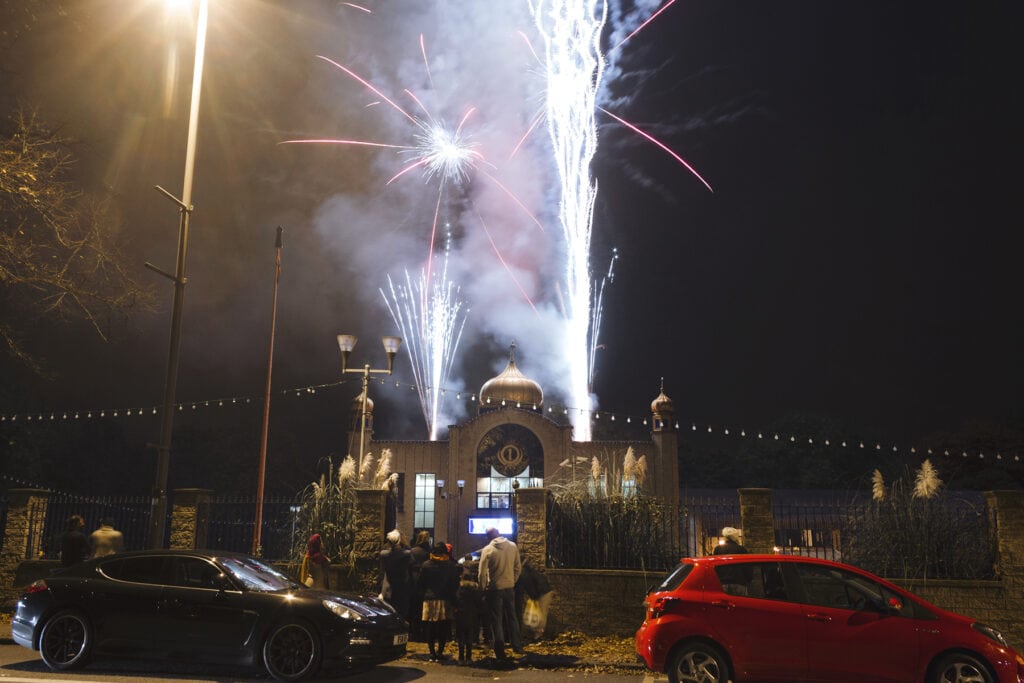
[468,517,514,535]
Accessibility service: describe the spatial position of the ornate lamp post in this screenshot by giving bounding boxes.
[337,334,402,476]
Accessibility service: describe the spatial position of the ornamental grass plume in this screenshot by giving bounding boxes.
[913,459,942,499]
[872,469,886,501]
[636,455,648,487]
[375,449,393,489]
[623,447,637,478]
[591,456,602,481]
[359,453,375,484]
[338,456,357,484]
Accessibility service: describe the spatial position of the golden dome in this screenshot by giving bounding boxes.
[480,344,543,409]
[651,380,674,416]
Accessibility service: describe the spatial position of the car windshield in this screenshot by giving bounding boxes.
[219,556,296,592]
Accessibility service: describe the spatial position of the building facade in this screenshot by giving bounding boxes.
[346,346,680,555]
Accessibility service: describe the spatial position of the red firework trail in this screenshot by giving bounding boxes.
[599,107,713,193]
[611,0,680,52]
[473,208,540,317]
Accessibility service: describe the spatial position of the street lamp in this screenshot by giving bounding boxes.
[337,334,402,477]
[145,0,209,549]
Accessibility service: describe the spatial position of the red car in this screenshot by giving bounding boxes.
[636,554,1024,683]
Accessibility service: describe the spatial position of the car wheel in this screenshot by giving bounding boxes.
[38,609,93,671]
[668,642,730,683]
[931,653,994,683]
[262,620,322,681]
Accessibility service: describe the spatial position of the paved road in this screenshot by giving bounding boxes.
[0,643,661,683]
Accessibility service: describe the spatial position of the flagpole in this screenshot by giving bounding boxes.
[252,226,283,557]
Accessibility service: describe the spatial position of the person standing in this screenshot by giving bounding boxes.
[713,526,748,555]
[454,562,484,666]
[713,526,751,595]
[305,533,331,590]
[408,530,432,641]
[60,515,90,567]
[90,516,124,558]
[418,541,460,662]
[380,529,412,617]
[478,527,523,666]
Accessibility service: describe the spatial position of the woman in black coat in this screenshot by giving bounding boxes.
[417,542,460,661]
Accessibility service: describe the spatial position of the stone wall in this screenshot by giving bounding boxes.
[544,569,650,638]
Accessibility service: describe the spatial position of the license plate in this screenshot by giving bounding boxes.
[393,633,409,646]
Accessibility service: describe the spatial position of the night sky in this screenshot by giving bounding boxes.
[2,1,1022,492]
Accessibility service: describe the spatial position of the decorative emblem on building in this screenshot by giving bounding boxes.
[477,424,544,478]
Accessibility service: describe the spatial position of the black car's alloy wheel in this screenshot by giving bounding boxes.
[668,642,730,683]
[38,609,93,671]
[932,653,994,683]
[262,621,322,681]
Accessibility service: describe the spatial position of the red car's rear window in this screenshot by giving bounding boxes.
[652,562,695,593]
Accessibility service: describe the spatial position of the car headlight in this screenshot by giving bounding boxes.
[323,598,374,622]
[973,622,1007,647]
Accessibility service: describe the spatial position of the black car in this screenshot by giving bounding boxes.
[12,549,408,680]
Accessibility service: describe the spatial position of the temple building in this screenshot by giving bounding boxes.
[346,345,679,554]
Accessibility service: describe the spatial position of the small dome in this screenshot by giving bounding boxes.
[651,380,674,416]
[480,344,543,409]
[352,388,373,414]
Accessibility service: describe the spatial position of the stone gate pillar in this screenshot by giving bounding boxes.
[0,489,51,599]
[170,488,213,549]
[986,491,1024,581]
[353,488,387,593]
[739,488,775,553]
[515,487,547,568]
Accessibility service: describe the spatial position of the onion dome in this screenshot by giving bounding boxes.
[651,378,674,417]
[480,343,543,409]
[352,388,373,414]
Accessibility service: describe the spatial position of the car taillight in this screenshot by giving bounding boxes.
[648,596,679,619]
[25,579,48,594]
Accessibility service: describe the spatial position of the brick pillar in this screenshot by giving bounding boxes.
[515,488,547,568]
[169,488,213,549]
[0,489,51,600]
[353,488,387,594]
[739,488,775,553]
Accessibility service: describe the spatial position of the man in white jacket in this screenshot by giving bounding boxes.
[478,527,523,664]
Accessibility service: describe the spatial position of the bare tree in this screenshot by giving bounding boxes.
[0,106,153,369]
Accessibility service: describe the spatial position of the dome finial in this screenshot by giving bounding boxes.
[509,340,517,364]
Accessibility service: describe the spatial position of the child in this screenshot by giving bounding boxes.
[454,562,483,665]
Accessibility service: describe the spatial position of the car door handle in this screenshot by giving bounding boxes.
[710,599,735,609]
[806,613,832,622]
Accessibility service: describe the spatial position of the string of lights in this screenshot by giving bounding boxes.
[1,376,1020,465]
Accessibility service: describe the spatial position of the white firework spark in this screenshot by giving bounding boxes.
[532,0,608,441]
[381,252,468,441]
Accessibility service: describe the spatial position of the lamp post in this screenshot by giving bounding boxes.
[145,0,209,549]
[337,334,402,477]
